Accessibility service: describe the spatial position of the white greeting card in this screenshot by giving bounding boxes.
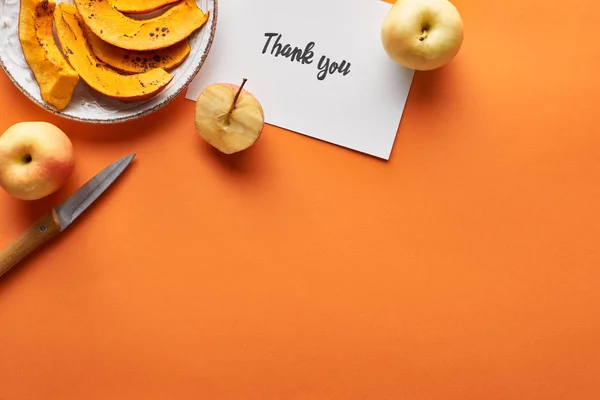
[185,0,414,159]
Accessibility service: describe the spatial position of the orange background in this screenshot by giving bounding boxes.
[1,0,600,398]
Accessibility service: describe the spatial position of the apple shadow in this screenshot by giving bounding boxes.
[0,192,75,292]
[10,164,89,222]
[52,159,138,236]
[197,133,270,179]
[407,61,458,104]
[0,160,137,290]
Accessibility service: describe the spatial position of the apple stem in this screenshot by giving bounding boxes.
[228,78,248,115]
[418,30,428,41]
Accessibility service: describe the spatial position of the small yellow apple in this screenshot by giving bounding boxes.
[381,0,464,71]
[0,122,75,201]
[195,78,265,154]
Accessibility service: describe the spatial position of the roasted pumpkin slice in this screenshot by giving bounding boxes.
[109,0,182,14]
[74,0,209,51]
[84,25,191,74]
[54,4,173,102]
[18,0,79,110]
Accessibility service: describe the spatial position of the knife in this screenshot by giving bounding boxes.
[0,154,136,279]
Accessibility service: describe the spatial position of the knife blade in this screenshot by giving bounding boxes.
[0,154,135,279]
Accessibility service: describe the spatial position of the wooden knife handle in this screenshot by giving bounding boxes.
[0,210,61,279]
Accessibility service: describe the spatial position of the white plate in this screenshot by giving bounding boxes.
[0,0,217,124]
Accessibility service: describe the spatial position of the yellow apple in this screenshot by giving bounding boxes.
[195,78,265,154]
[381,0,464,71]
[0,122,75,201]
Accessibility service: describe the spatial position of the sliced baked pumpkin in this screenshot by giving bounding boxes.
[74,0,209,51]
[54,3,173,102]
[18,0,79,110]
[84,25,191,74]
[109,0,182,14]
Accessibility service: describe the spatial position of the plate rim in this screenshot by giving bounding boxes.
[0,0,218,125]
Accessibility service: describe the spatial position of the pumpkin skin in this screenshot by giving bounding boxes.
[74,0,209,51]
[109,0,182,14]
[18,0,79,110]
[84,25,191,74]
[54,3,173,102]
